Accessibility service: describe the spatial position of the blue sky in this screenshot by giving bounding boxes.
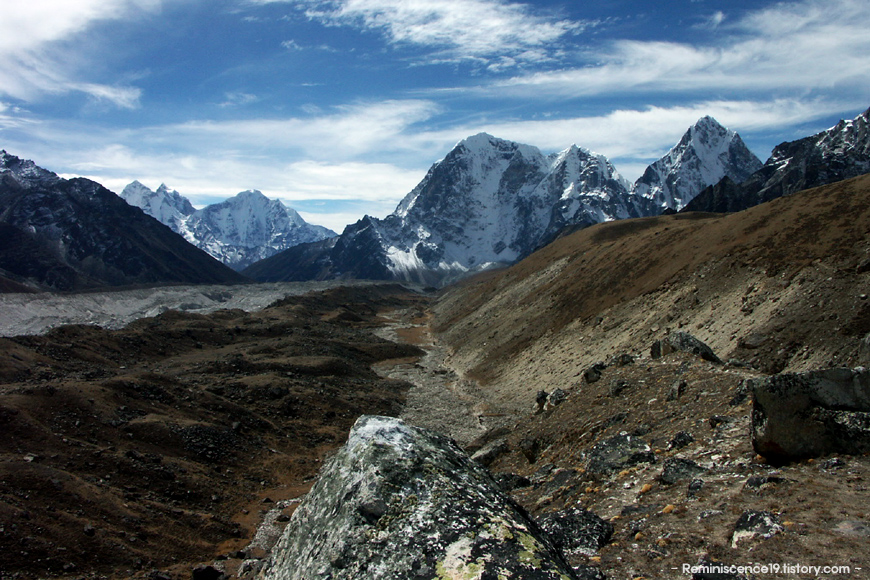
[1,0,868,233]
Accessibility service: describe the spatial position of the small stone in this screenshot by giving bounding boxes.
[584,363,607,384]
[666,380,687,402]
[546,388,568,409]
[731,510,784,547]
[191,565,227,580]
[661,504,676,514]
[667,431,694,450]
[660,458,705,485]
[83,524,96,537]
[609,380,631,397]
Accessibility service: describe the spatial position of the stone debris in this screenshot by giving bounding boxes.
[651,332,722,363]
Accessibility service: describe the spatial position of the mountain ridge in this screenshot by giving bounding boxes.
[685,106,870,212]
[121,184,336,271]
[0,151,247,291]
[244,117,761,286]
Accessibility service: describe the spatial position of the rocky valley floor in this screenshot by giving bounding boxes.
[0,284,428,580]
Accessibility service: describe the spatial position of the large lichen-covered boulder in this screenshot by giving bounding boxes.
[258,416,578,580]
[750,367,870,462]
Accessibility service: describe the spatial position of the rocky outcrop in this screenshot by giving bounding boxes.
[259,415,582,579]
[651,332,721,363]
[750,367,870,462]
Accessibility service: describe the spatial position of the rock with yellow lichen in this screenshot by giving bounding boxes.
[258,415,581,580]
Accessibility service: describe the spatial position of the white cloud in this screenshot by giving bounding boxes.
[490,0,870,98]
[256,0,586,67]
[404,98,853,180]
[0,0,161,107]
[158,99,442,158]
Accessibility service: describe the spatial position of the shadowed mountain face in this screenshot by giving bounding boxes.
[0,151,247,291]
[685,107,870,213]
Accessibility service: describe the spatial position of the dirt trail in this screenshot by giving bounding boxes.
[373,309,508,446]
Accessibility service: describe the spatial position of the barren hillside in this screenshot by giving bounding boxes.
[426,174,870,579]
[434,173,870,413]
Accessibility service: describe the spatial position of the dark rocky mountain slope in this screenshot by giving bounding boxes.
[0,151,247,291]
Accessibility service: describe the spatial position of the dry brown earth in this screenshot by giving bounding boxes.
[427,174,870,579]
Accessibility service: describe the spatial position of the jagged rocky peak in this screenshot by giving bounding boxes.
[121,181,196,227]
[0,149,60,186]
[121,181,336,271]
[635,116,762,211]
[684,106,870,214]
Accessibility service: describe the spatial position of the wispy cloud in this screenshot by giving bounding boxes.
[217,91,260,108]
[0,1,161,107]
[490,0,870,99]
[254,0,588,68]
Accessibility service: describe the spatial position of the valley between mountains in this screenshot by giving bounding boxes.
[1,173,869,579]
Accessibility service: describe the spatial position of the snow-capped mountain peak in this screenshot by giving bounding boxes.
[634,116,762,211]
[121,184,336,271]
[121,181,195,230]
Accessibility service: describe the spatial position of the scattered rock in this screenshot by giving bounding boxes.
[666,379,687,401]
[687,478,704,497]
[585,433,656,476]
[819,457,846,470]
[535,390,548,414]
[610,353,635,367]
[573,564,607,580]
[584,363,607,384]
[519,437,542,464]
[546,388,568,409]
[470,438,508,467]
[651,332,722,363]
[833,520,870,537]
[191,565,227,580]
[259,416,579,580]
[744,475,786,490]
[609,380,631,397]
[667,431,694,450]
[690,557,749,579]
[494,473,532,492]
[83,524,96,537]
[535,507,614,557]
[738,332,768,349]
[709,415,731,429]
[660,457,705,485]
[750,367,870,461]
[730,510,784,547]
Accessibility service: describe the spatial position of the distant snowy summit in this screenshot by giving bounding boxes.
[244,116,761,286]
[121,184,336,271]
[0,151,245,291]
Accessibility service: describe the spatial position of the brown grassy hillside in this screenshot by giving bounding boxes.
[434,173,870,413]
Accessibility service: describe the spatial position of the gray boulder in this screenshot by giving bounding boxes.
[750,367,870,462]
[651,332,721,363]
[258,416,579,580]
[585,433,656,476]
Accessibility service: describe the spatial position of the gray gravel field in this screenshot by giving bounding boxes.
[0,280,385,337]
